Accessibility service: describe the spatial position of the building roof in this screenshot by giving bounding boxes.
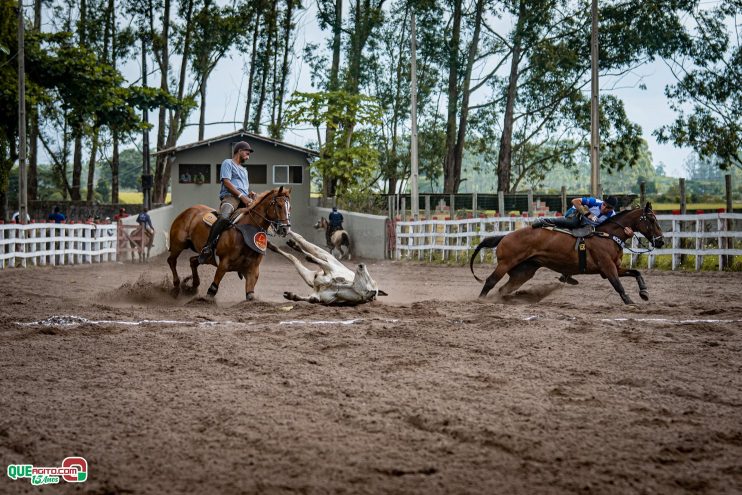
[152,129,319,157]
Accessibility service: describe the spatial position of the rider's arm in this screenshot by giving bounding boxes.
[222,179,251,206]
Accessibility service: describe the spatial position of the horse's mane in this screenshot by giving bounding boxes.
[235,187,290,216]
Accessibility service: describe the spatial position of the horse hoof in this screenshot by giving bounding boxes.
[207,283,218,297]
[245,292,254,301]
[640,290,649,301]
[283,292,294,301]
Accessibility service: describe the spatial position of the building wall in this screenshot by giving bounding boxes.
[162,137,315,241]
[308,207,388,260]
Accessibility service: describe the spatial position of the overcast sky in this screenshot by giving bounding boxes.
[119,5,694,179]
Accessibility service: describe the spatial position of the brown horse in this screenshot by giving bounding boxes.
[469,203,665,304]
[314,217,352,260]
[167,187,291,300]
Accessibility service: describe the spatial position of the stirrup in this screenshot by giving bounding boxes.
[197,246,213,264]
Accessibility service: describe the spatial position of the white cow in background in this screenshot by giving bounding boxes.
[269,232,385,305]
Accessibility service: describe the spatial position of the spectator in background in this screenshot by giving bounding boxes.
[136,208,155,235]
[180,171,192,183]
[114,207,129,221]
[48,206,66,224]
[12,211,30,223]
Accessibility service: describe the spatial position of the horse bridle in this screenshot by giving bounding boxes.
[605,210,663,252]
[248,193,291,235]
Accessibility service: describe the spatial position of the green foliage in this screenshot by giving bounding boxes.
[285,90,383,197]
[655,1,742,171]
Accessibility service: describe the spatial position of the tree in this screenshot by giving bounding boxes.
[656,0,742,171]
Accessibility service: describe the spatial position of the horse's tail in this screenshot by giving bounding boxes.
[469,235,505,282]
[341,231,352,260]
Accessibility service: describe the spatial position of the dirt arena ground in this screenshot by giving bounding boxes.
[0,252,740,494]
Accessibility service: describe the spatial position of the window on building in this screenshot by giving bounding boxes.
[273,165,303,184]
[246,164,267,184]
[179,164,210,184]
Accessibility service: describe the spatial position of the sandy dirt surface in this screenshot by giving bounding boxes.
[1,252,741,494]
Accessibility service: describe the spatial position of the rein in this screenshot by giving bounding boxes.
[245,193,291,234]
[601,213,658,254]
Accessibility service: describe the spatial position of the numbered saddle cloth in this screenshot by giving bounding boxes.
[235,224,268,255]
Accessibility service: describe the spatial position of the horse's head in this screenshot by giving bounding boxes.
[262,186,292,237]
[314,218,328,230]
[634,202,664,248]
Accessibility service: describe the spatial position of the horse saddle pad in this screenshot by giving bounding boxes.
[202,212,218,226]
[235,224,268,255]
[545,225,595,238]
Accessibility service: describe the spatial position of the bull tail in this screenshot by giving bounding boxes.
[469,236,504,282]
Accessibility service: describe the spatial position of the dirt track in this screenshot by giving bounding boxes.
[1,252,741,494]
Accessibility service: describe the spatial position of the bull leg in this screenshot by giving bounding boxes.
[289,232,335,265]
[243,263,260,300]
[283,292,321,303]
[619,267,649,301]
[499,261,540,296]
[271,246,316,287]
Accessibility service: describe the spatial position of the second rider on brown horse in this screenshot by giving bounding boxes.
[198,141,257,264]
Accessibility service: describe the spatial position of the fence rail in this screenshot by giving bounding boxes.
[0,223,118,268]
[394,213,742,271]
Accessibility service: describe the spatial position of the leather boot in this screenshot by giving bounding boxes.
[198,218,230,264]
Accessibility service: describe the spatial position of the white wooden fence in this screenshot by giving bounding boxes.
[395,213,742,271]
[0,223,118,268]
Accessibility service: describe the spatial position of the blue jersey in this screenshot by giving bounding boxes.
[219,159,250,199]
[329,211,344,228]
[136,212,153,230]
[580,197,615,225]
[48,212,66,223]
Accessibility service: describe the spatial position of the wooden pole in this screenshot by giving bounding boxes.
[409,11,419,220]
[590,0,600,197]
[679,178,686,266]
[17,3,28,225]
[560,185,567,214]
[724,173,732,268]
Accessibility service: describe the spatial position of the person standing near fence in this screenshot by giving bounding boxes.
[48,206,66,224]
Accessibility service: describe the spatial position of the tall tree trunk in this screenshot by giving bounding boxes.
[198,76,207,140]
[108,0,121,203]
[253,2,277,134]
[86,129,99,201]
[71,134,83,200]
[322,0,342,198]
[497,5,524,194]
[273,0,294,140]
[243,10,262,129]
[28,0,42,201]
[442,0,462,194]
[153,0,171,203]
[156,0,195,203]
[452,0,484,193]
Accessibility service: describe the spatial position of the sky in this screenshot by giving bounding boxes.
[119,4,694,179]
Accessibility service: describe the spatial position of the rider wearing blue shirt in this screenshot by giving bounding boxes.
[198,141,256,263]
[328,207,344,234]
[533,195,620,229]
[136,209,154,232]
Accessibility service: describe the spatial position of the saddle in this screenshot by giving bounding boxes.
[201,210,266,255]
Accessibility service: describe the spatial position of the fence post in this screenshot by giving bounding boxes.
[450,194,455,218]
[717,216,725,270]
[640,181,646,206]
[424,195,431,220]
[401,196,406,221]
[695,216,704,271]
[724,173,732,268]
[679,178,686,266]
[561,186,567,214]
[472,192,478,218]
[671,218,679,270]
[527,189,534,217]
[498,191,505,217]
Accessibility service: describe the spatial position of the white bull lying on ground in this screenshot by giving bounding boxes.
[269,231,386,305]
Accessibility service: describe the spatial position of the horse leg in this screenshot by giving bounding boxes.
[167,251,182,290]
[479,263,511,298]
[603,264,634,304]
[242,263,260,300]
[189,255,201,289]
[499,261,540,296]
[619,267,649,301]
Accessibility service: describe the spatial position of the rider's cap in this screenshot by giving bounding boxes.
[233,141,253,154]
[604,196,619,209]
[332,207,337,211]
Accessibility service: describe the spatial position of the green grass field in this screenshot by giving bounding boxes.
[118,191,171,204]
